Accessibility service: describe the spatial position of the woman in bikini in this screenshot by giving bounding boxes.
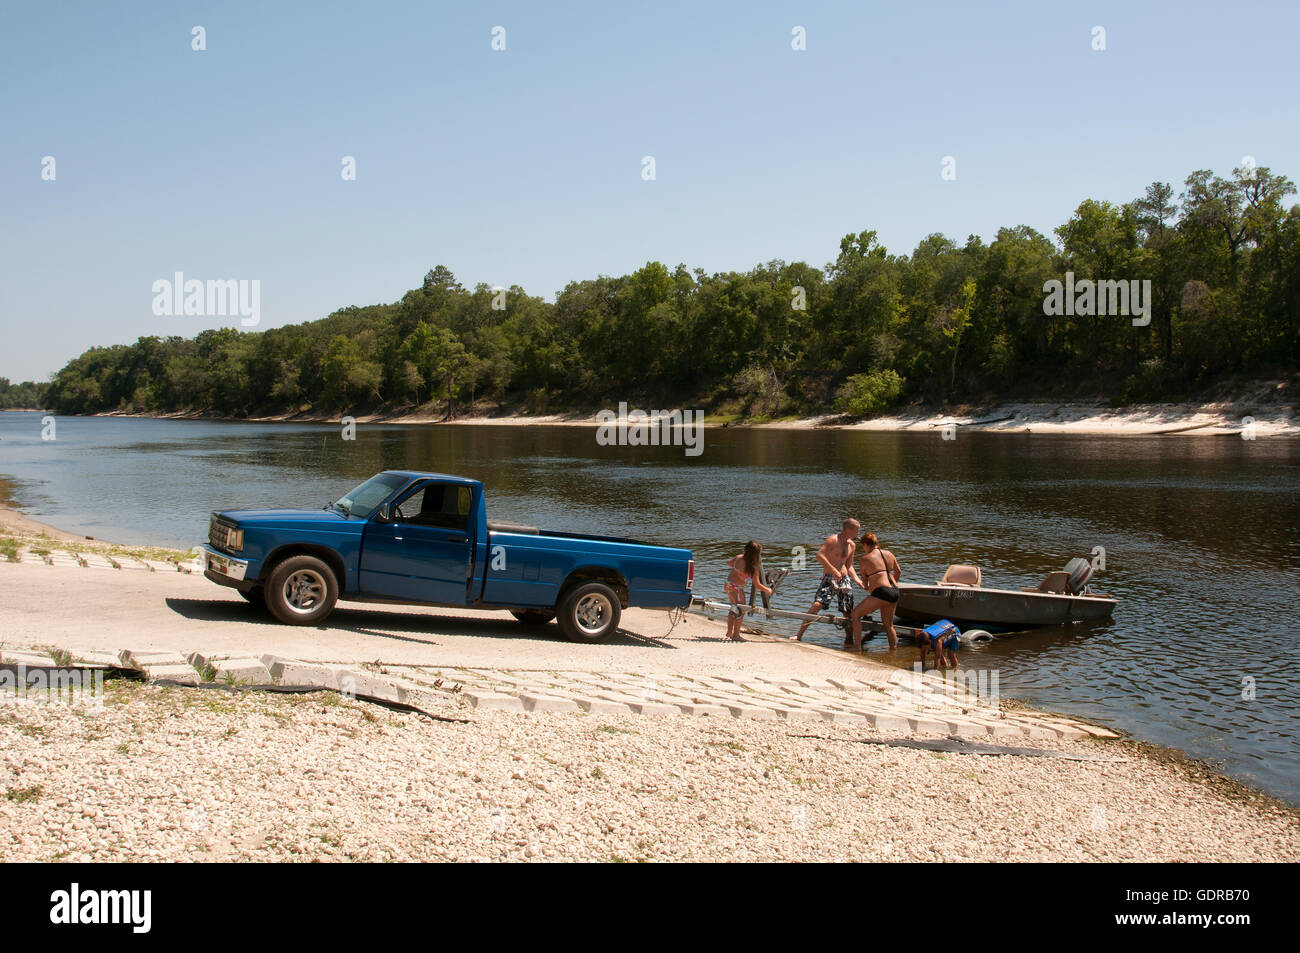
[849,532,901,650]
[723,541,772,642]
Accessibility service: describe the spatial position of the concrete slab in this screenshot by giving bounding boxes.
[214,658,273,683]
[189,651,268,682]
[826,678,872,693]
[986,723,1026,739]
[625,700,680,716]
[1024,725,1061,741]
[389,680,458,711]
[336,670,402,702]
[941,720,989,739]
[120,649,191,669]
[790,677,837,690]
[259,657,345,690]
[0,650,64,668]
[517,693,582,713]
[866,713,912,732]
[717,703,778,720]
[910,717,950,735]
[1080,726,1121,739]
[572,696,635,715]
[145,664,200,685]
[71,649,122,667]
[674,703,730,716]
[462,691,525,712]
[774,707,823,723]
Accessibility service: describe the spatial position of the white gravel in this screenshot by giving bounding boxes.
[2,681,1296,862]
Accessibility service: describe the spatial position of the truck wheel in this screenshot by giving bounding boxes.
[510,610,555,625]
[557,581,621,643]
[265,555,338,626]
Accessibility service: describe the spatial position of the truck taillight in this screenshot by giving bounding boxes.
[686,559,694,590]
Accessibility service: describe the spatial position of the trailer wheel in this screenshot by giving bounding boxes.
[557,581,621,643]
[510,610,555,625]
[265,555,338,626]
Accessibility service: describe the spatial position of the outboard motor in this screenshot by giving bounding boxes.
[1062,557,1094,595]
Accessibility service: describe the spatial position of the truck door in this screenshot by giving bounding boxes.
[359,481,474,604]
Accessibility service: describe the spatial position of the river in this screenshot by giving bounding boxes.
[2,411,1297,802]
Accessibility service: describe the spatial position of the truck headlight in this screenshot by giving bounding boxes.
[228,528,244,552]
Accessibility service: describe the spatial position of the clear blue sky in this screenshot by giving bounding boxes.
[2,0,1297,381]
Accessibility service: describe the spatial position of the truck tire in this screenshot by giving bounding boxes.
[510,610,555,625]
[265,555,338,626]
[557,581,621,643]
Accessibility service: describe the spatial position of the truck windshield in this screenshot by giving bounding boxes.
[334,473,409,519]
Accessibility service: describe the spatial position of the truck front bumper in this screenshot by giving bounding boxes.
[199,544,251,586]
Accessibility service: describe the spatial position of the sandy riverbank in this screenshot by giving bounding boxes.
[0,505,103,544]
[79,384,1298,437]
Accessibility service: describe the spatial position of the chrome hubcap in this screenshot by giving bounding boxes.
[283,569,327,614]
[575,592,613,635]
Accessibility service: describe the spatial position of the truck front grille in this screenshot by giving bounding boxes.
[209,517,236,552]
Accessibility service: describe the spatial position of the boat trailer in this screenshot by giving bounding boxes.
[686,597,993,644]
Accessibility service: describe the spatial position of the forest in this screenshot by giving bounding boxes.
[0,378,48,410]
[23,163,1300,419]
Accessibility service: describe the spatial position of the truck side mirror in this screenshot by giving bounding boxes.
[376,504,392,523]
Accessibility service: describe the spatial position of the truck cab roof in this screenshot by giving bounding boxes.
[380,470,482,487]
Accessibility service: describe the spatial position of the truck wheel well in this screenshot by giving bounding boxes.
[261,545,346,592]
[560,567,629,608]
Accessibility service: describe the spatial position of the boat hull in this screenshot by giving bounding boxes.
[895,583,1115,630]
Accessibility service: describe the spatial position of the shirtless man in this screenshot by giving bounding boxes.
[849,533,902,650]
[790,519,863,642]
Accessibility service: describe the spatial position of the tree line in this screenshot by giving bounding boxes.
[35,163,1300,420]
[0,378,49,409]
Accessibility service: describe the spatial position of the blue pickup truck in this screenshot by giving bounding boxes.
[198,470,694,642]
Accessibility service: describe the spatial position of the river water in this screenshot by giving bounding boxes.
[2,412,1297,802]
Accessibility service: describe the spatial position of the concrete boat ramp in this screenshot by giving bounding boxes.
[0,548,1120,744]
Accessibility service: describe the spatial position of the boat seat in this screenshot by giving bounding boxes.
[1023,571,1070,594]
[940,564,982,587]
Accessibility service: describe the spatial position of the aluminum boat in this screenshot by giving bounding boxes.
[895,558,1116,630]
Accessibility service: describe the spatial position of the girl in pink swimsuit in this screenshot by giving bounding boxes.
[724,541,772,642]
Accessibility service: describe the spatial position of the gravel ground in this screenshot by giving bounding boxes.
[3,681,1297,862]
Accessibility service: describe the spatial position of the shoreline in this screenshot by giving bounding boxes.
[1,557,1297,862]
[66,396,1298,437]
[2,503,1299,823]
[0,505,101,544]
[0,476,127,547]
